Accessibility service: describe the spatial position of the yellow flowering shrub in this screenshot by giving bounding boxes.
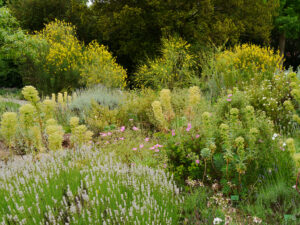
[204,43,283,91]
[35,20,83,93]
[135,36,197,89]
[80,41,127,88]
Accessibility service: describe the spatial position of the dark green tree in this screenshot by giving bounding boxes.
[275,0,300,55]
[90,0,279,75]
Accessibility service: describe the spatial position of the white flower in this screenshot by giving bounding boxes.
[283,142,286,147]
[213,217,223,224]
[253,216,262,224]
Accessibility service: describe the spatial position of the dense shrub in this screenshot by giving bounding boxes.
[34,20,83,94]
[80,41,127,89]
[164,91,296,196]
[0,7,26,88]
[245,71,300,134]
[135,36,198,89]
[202,44,283,97]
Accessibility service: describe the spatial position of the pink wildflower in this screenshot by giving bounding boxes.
[145,137,149,142]
[101,133,107,137]
[107,132,112,136]
[195,134,200,139]
[132,147,137,151]
[163,163,167,168]
[195,159,200,164]
[149,146,155,150]
[226,98,232,102]
[129,119,133,121]
[132,126,139,131]
[155,149,160,152]
[186,123,192,132]
[228,94,232,97]
[155,144,163,148]
[120,126,125,132]
[171,130,175,136]
[139,144,144,149]
[119,137,124,140]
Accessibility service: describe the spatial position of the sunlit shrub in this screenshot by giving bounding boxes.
[35,20,83,93]
[203,44,283,96]
[164,91,295,196]
[135,36,198,89]
[80,41,127,88]
[0,112,17,153]
[69,116,93,147]
[245,72,300,134]
[85,100,117,133]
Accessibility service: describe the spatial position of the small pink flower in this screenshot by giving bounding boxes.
[145,137,149,142]
[119,137,124,140]
[186,123,192,132]
[101,133,107,137]
[96,142,100,145]
[107,132,112,136]
[149,146,155,150]
[228,94,232,97]
[195,134,200,139]
[132,126,139,131]
[195,159,200,164]
[120,126,125,132]
[155,149,160,152]
[129,119,133,121]
[171,130,175,136]
[132,147,137,151]
[155,144,163,148]
[163,163,167,168]
[226,98,232,102]
[105,141,109,144]
[139,144,144,149]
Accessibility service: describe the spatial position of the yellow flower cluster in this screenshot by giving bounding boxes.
[69,116,93,147]
[215,43,283,88]
[36,19,83,73]
[152,101,168,131]
[159,89,175,122]
[46,119,65,151]
[80,41,127,88]
[0,112,18,152]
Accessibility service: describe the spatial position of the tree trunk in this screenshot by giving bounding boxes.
[279,32,286,57]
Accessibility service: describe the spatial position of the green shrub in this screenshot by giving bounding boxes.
[80,41,127,89]
[0,7,26,88]
[164,91,296,196]
[202,44,283,97]
[69,85,124,114]
[135,36,198,89]
[245,71,300,135]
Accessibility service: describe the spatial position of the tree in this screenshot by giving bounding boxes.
[275,0,300,55]
[0,7,26,87]
[7,0,88,32]
[90,0,279,76]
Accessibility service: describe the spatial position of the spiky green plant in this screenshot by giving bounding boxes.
[0,112,17,155]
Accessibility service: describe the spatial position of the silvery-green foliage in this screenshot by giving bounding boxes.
[0,147,182,224]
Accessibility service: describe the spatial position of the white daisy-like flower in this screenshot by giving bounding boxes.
[213,217,223,224]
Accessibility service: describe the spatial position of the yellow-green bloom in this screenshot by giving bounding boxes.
[22,86,40,103]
